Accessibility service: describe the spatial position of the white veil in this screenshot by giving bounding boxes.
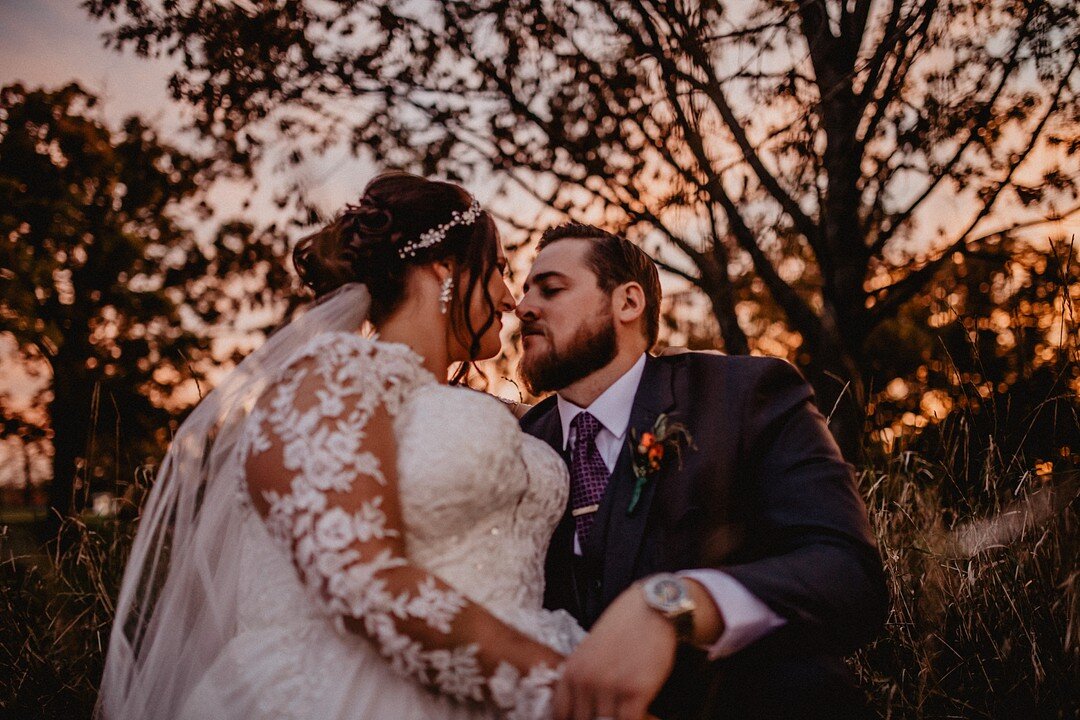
[97,283,372,719]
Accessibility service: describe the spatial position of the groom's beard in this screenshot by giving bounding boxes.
[519,312,618,395]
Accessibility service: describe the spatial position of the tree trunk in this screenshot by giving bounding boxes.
[699,255,865,459]
[699,252,751,355]
[802,357,865,463]
[799,318,866,462]
[22,442,34,508]
[46,341,94,534]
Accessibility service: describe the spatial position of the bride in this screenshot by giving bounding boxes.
[98,173,585,719]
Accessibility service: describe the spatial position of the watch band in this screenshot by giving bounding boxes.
[671,604,694,643]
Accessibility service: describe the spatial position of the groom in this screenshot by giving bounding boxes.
[517,224,887,720]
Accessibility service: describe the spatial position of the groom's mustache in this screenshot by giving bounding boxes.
[520,322,548,339]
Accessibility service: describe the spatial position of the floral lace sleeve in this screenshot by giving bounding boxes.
[242,336,563,719]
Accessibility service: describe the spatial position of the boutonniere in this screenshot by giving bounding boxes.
[627,413,694,514]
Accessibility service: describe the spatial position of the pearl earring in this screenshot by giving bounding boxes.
[439,277,454,315]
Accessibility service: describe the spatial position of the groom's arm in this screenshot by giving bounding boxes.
[552,358,887,719]
[715,357,887,654]
[551,577,723,720]
[671,357,883,656]
[676,569,786,656]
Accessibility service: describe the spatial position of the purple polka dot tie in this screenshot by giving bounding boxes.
[569,412,609,543]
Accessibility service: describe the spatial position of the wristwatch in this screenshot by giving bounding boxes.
[641,573,696,642]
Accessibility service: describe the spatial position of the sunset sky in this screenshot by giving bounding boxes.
[0,1,398,226]
[2,1,1078,487]
[1,2,175,128]
[5,2,1077,248]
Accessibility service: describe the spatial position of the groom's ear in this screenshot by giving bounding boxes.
[613,281,647,326]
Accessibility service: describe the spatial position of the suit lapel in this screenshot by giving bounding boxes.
[593,356,676,607]
[530,403,566,460]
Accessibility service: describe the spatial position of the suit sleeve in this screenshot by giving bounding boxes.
[717,358,888,654]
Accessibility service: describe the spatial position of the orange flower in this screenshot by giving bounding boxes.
[647,443,664,468]
[628,413,694,513]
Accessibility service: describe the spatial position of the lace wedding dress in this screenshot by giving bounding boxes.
[175,332,582,720]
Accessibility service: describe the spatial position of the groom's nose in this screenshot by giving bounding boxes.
[515,292,538,322]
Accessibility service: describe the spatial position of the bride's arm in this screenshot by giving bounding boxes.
[243,345,562,717]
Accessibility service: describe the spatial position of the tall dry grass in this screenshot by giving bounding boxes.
[2,374,1079,719]
[851,241,1080,718]
[854,454,1078,718]
[1,501,140,718]
[3,445,1076,718]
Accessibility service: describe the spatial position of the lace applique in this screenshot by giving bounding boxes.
[491,663,563,720]
[242,333,563,717]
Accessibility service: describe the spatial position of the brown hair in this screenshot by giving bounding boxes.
[293,172,501,377]
[538,223,662,347]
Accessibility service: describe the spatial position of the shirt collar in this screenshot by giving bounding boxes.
[557,353,648,450]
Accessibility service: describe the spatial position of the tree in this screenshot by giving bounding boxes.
[861,234,1080,501]
[0,83,292,522]
[85,0,1080,456]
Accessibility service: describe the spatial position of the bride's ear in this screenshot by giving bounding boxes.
[430,260,456,284]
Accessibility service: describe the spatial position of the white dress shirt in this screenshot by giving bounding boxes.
[556,353,786,659]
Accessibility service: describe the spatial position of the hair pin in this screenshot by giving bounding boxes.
[398,199,482,259]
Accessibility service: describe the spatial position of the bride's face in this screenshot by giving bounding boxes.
[454,241,515,361]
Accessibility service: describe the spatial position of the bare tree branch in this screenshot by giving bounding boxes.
[867,1,1043,256]
[635,27,821,336]
[616,2,822,247]
[868,56,1079,327]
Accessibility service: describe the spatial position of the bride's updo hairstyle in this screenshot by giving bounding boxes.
[293,172,501,374]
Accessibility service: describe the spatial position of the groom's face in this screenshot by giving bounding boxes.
[516,238,618,394]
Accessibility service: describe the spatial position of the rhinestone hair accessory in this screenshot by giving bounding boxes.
[398,199,483,259]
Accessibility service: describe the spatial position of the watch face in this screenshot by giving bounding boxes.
[647,575,689,611]
[654,579,684,604]
[644,575,694,638]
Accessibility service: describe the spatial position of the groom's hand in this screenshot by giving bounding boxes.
[553,586,678,720]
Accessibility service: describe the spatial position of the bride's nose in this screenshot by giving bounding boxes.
[497,281,517,313]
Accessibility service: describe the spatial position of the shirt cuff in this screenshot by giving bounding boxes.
[678,569,787,660]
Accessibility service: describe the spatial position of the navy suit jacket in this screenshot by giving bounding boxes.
[520,352,887,719]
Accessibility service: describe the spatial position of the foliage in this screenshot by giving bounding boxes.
[853,452,1079,718]
[83,0,1080,454]
[0,84,293,518]
[863,235,1080,502]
